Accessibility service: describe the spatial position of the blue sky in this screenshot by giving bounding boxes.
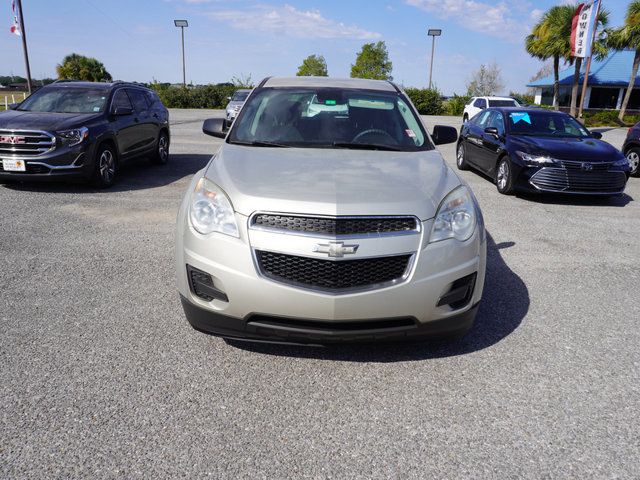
[0,0,628,95]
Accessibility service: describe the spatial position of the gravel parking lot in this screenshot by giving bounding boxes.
[2,109,639,478]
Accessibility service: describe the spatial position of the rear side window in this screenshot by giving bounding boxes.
[473,98,487,109]
[112,90,132,110]
[488,99,517,107]
[127,89,149,112]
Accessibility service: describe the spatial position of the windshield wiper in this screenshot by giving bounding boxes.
[228,140,290,148]
[332,142,402,151]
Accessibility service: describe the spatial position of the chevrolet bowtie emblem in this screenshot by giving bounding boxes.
[313,241,359,258]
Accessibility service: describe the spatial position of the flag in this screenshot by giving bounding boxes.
[570,0,600,58]
[10,0,20,36]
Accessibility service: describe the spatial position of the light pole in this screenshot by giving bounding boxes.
[427,29,442,90]
[174,20,189,88]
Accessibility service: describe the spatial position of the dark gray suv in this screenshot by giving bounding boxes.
[0,80,170,187]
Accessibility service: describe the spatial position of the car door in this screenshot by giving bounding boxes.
[464,110,492,168]
[109,89,138,157]
[126,88,157,153]
[479,111,506,175]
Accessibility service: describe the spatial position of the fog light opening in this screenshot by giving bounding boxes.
[436,272,477,310]
[187,265,228,302]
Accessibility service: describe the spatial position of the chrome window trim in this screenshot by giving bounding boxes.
[248,211,422,239]
[251,249,417,295]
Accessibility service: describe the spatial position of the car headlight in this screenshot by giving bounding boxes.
[516,151,556,165]
[189,177,239,237]
[429,186,477,243]
[614,157,630,167]
[57,127,89,146]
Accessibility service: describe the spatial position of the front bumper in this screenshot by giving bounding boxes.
[0,143,95,181]
[176,186,487,344]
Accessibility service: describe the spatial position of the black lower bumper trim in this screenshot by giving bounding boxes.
[180,295,478,345]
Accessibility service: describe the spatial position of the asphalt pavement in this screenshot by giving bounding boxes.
[1,109,639,479]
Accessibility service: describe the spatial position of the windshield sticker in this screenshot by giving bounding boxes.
[510,112,531,124]
[405,129,416,138]
[93,107,100,112]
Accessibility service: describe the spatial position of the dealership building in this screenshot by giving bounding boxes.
[528,50,640,110]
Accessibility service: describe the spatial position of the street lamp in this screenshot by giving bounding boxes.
[174,20,189,88]
[427,28,442,90]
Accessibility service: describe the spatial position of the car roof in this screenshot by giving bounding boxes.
[483,96,518,101]
[44,81,150,91]
[489,107,563,114]
[261,76,398,92]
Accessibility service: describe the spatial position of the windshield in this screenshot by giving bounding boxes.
[231,91,250,102]
[489,99,517,107]
[17,87,108,114]
[507,111,590,138]
[228,87,432,151]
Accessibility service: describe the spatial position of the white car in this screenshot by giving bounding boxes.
[463,96,519,122]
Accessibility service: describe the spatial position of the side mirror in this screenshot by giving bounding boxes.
[203,118,229,138]
[112,106,133,116]
[484,127,499,136]
[227,96,232,101]
[590,131,603,139]
[8,103,19,110]
[432,125,458,146]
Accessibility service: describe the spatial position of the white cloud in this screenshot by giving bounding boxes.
[207,4,381,40]
[405,0,530,41]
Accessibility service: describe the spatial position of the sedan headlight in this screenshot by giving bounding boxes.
[57,127,89,146]
[189,177,239,237]
[613,157,630,167]
[429,186,477,243]
[516,151,556,165]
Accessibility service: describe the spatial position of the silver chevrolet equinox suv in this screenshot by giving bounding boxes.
[176,77,487,344]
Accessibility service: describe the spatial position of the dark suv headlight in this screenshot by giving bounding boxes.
[57,127,89,146]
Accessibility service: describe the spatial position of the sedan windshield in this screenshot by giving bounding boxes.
[231,91,250,102]
[17,87,108,114]
[507,111,590,138]
[228,87,433,151]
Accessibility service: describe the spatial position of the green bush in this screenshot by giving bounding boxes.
[445,94,470,116]
[404,88,444,115]
[149,83,237,109]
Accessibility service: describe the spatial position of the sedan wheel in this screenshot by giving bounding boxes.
[496,157,514,195]
[456,143,469,170]
[626,148,640,177]
[152,132,170,165]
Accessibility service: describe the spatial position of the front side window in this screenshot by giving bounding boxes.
[471,110,492,126]
[488,112,505,135]
[18,87,108,114]
[111,90,132,110]
[228,88,433,151]
[127,89,149,112]
[473,98,487,109]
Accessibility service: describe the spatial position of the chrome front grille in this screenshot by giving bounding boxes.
[557,159,612,171]
[530,167,627,193]
[0,130,55,157]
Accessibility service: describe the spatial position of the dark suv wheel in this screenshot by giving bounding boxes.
[93,143,117,188]
[151,131,170,165]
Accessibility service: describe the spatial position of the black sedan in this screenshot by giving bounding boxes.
[622,121,640,176]
[456,108,630,195]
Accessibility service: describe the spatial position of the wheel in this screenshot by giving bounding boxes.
[92,143,117,188]
[151,131,170,165]
[626,147,640,177]
[456,142,469,170]
[496,157,514,195]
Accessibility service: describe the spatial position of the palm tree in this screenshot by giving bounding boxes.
[526,6,575,110]
[568,6,609,117]
[606,1,640,122]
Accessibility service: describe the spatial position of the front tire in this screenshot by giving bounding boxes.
[626,147,640,177]
[496,157,514,195]
[456,142,469,170]
[92,144,117,188]
[151,131,170,165]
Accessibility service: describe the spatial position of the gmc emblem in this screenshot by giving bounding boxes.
[0,135,26,144]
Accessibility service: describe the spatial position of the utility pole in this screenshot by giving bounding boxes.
[174,20,189,88]
[16,0,32,94]
[427,29,442,90]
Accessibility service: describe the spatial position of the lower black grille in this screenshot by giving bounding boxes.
[248,315,416,332]
[530,168,627,193]
[187,265,228,302]
[252,214,418,235]
[256,250,412,291]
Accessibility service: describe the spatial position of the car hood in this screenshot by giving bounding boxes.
[509,135,623,162]
[205,144,461,220]
[0,110,101,131]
